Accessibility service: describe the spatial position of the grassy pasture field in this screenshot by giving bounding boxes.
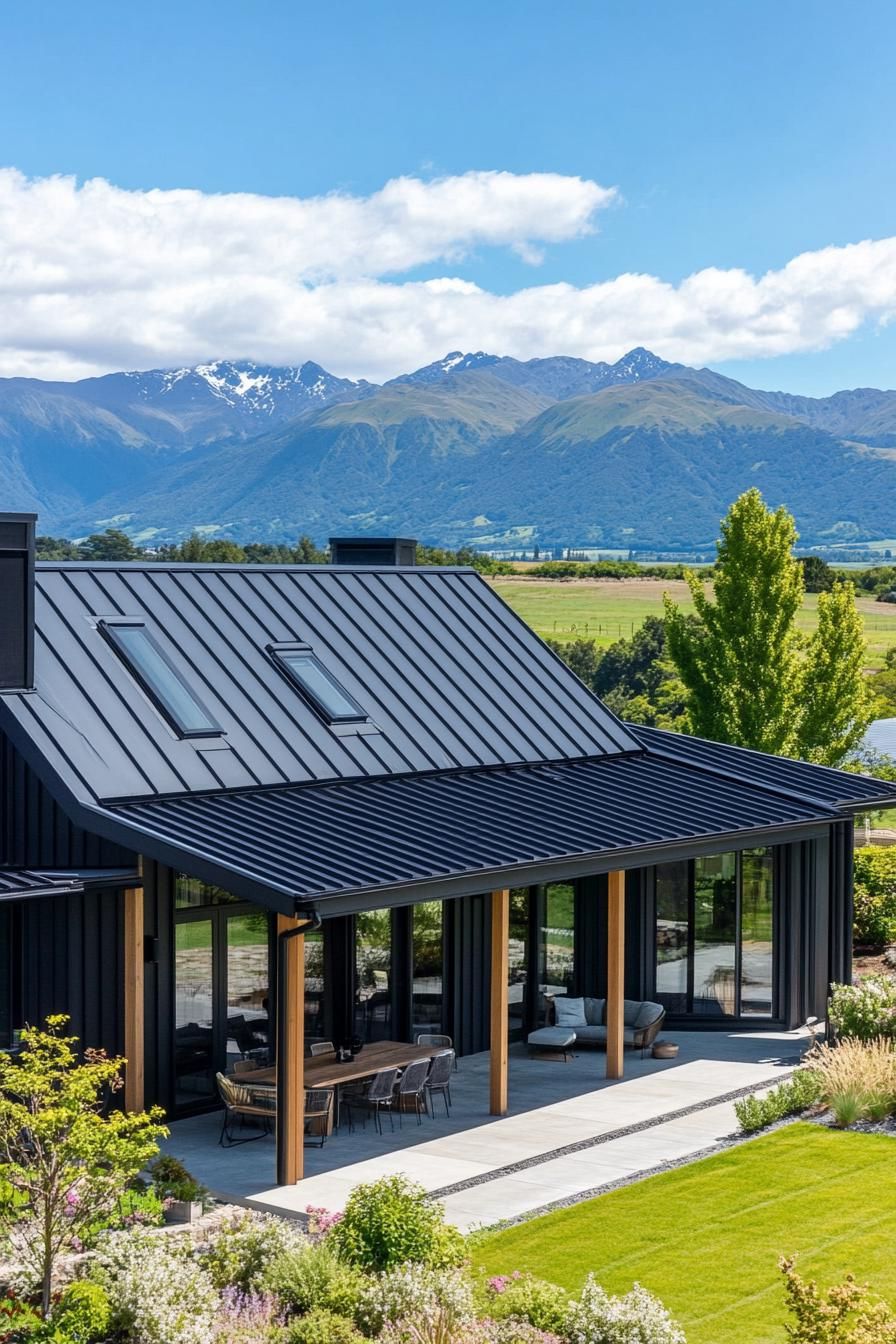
[491,577,896,669]
[472,1124,896,1344]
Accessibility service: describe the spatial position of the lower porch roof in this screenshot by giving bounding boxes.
[94,729,895,917]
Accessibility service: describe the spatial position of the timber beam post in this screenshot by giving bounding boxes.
[276,912,316,1187]
[489,887,510,1116]
[606,869,626,1080]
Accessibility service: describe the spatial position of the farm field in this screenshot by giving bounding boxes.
[472,1124,896,1344]
[491,577,896,668]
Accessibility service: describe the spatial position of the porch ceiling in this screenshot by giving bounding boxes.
[99,745,868,915]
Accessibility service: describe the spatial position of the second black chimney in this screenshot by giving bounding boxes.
[0,512,36,692]
[329,537,417,567]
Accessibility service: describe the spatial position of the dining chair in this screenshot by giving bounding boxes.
[393,1057,430,1127]
[309,1040,336,1057]
[424,1050,454,1118]
[304,1087,335,1147]
[343,1065,399,1134]
[416,1032,457,1070]
[216,1072,276,1146]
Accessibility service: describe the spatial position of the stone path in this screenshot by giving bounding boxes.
[248,1055,793,1230]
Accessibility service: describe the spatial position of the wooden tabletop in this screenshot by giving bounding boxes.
[244,1040,440,1091]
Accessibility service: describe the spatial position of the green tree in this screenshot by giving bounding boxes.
[664,489,871,763]
[799,555,837,592]
[77,529,140,561]
[545,636,601,686]
[0,1017,166,1317]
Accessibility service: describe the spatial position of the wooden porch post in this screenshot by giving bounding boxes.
[606,870,625,1080]
[123,878,145,1112]
[489,887,509,1116]
[276,915,306,1186]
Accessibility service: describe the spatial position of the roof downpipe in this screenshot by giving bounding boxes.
[0,513,36,692]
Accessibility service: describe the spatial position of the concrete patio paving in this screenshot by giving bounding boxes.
[163,1027,807,1230]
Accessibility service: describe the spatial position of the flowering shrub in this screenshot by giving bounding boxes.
[357,1262,474,1337]
[93,1227,218,1344]
[214,1286,284,1342]
[485,1270,569,1334]
[283,1306,365,1343]
[476,1323,564,1343]
[263,1238,364,1319]
[200,1210,307,1291]
[781,1255,896,1342]
[829,977,896,1042]
[853,846,896,947]
[565,1275,687,1344]
[331,1175,465,1272]
[305,1205,344,1240]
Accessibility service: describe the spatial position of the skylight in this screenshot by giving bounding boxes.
[99,621,220,738]
[271,645,366,724]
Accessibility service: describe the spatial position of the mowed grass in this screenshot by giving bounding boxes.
[472,1124,896,1344]
[491,577,896,668]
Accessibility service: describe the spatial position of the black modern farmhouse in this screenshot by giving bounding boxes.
[0,512,892,1182]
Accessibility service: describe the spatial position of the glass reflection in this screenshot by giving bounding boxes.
[225,913,270,1070]
[655,861,689,1013]
[412,901,443,1034]
[174,919,215,1103]
[693,852,737,1016]
[355,909,393,1041]
[304,928,326,1042]
[741,849,774,1015]
[542,883,575,998]
[508,888,530,1037]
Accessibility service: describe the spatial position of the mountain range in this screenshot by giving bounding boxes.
[2,348,895,548]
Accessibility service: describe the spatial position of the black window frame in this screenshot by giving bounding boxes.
[268,642,367,725]
[98,619,222,740]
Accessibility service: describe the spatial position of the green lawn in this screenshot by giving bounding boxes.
[491,578,896,669]
[471,1124,896,1344]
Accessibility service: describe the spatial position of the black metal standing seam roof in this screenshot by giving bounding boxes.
[0,564,639,805]
[107,751,844,912]
[0,869,83,900]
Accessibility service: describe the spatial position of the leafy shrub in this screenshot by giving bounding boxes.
[780,1255,896,1342]
[0,1291,42,1337]
[49,1281,112,1342]
[734,1069,823,1133]
[565,1275,686,1344]
[93,1227,218,1344]
[476,1323,564,1344]
[329,1176,464,1273]
[263,1239,364,1319]
[357,1263,474,1337]
[485,1272,569,1334]
[809,1037,896,1126]
[853,847,896,947]
[146,1154,207,1204]
[829,977,896,1042]
[201,1210,307,1291]
[284,1307,364,1344]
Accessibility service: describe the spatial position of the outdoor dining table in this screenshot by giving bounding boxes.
[245,1040,441,1131]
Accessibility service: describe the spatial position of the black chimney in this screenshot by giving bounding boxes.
[329,537,417,567]
[0,513,36,691]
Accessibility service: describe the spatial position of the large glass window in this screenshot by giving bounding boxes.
[541,882,575,999]
[655,861,690,1014]
[412,901,443,1034]
[174,919,215,1104]
[225,913,271,1069]
[654,849,775,1019]
[508,888,530,1038]
[304,928,327,1042]
[355,910,393,1042]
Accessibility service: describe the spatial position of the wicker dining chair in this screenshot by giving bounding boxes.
[416,1032,457,1070]
[303,1087,335,1147]
[216,1072,276,1146]
[424,1050,454,1118]
[343,1066,399,1134]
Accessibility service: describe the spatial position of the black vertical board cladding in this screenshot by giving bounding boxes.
[580,870,647,1000]
[574,874,603,994]
[776,843,802,1030]
[809,832,832,1022]
[20,887,125,1058]
[391,906,412,1044]
[447,892,491,1056]
[829,821,854,994]
[0,732,134,868]
[326,916,354,1046]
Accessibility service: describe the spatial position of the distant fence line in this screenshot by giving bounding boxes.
[552,621,639,637]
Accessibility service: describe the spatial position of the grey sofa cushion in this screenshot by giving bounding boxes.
[634,1001,664,1029]
[623,999,644,1027]
[584,996,606,1026]
[555,996,587,1028]
[576,1025,607,1043]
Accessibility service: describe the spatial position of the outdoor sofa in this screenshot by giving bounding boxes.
[528,994,665,1057]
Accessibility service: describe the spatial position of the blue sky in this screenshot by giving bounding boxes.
[2,0,895,392]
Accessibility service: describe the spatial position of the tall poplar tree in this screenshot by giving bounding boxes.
[664,488,872,763]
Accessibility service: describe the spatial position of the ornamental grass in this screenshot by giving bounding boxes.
[808,1036,896,1126]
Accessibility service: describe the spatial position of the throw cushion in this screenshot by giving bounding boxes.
[584,996,606,1026]
[623,999,643,1027]
[635,1001,663,1029]
[555,996,588,1028]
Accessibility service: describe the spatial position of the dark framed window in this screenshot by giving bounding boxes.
[269,644,366,724]
[99,620,220,738]
[654,848,775,1019]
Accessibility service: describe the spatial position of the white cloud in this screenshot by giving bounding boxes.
[1,167,895,381]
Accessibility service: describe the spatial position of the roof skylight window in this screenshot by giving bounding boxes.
[271,645,366,724]
[99,621,220,738]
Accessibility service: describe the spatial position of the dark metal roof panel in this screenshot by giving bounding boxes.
[0,565,639,805]
[110,752,836,908]
[0,869,83,900]
[634,725,896,809]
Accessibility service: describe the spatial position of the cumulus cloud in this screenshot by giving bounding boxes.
[0,167,895,381]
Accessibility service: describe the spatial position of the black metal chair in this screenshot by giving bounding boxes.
[416,1032,457,1069]
[343,1065,399,1134]
[304,1088,334,1147]
[393,1057,430,1127]
[424,1050,454,1118]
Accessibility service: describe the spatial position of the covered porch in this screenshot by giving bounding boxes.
[160,1024,805,1230]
